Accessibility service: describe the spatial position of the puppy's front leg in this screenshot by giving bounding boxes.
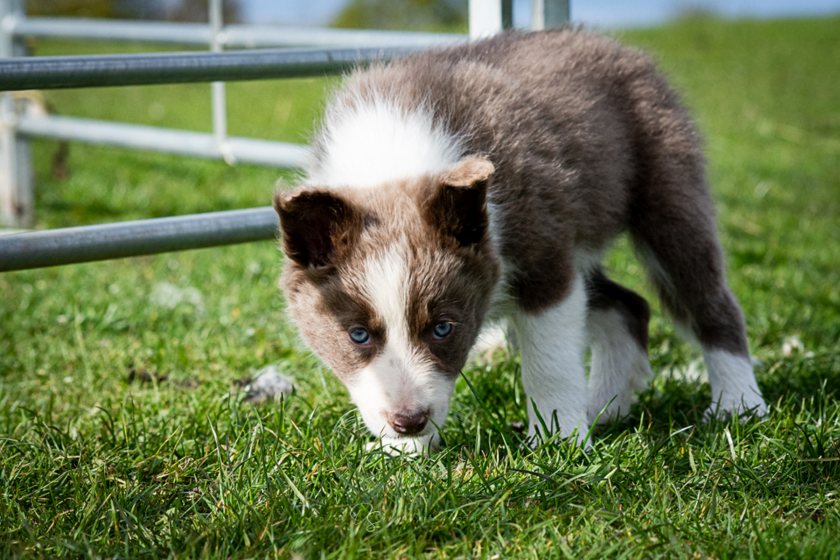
[511,274,589,446]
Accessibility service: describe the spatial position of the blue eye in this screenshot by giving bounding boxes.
[432,321,453,340]
[349,327,370,345]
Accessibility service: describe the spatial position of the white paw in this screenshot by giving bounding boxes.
[703,350,767,422]
[586,335,654,426]
[365,433,440,456]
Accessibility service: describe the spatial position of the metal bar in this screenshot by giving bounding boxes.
[9,17,464,49]
[1,0,34,227]
[0,46,416,91]
[209,0,229,162]
[0,206,279,272]
[16,114,310,167]
[470,0,505,38]
[0,0,13,225]
[11,17,211,45]
[0,1,26,56]
[222,25,464,49]
[531,0,570,30]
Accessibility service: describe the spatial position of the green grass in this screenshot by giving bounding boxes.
[2,16,839,558]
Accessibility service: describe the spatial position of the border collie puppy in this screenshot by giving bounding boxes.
[273,28,767,452]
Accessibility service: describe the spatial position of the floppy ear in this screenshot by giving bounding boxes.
[273,188,360,269]
[424,157,495,248]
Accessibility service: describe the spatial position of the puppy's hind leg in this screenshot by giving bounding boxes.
[630,183,767,420]
[511,273,589,446]
[624,81,766,420]
[585,268,653,424]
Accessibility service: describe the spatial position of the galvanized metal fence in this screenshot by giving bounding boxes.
[0,0,568,272]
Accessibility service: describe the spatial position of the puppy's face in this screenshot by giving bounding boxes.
[275,158,499,451]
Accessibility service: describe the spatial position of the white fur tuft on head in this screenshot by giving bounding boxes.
[309,95,464,188]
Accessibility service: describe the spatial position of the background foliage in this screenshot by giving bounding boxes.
[25,0,244,23]
[332,0,467,32]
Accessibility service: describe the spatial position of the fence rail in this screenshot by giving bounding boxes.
[9,17,464,49]
[0,0,468,229]
[0,207,277,272]
[16,114,310,167]
[0,46,417,90]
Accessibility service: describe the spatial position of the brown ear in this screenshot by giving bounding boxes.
[424,157,495,248]
[273,188,360,269]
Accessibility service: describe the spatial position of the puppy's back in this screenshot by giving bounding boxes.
[312,29,706,308]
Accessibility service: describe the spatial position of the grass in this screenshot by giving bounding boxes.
[2,16,839,558]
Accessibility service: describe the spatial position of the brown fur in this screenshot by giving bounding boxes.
[585,267,651,352]
[276,169,500,382]
[307,28,749,356]
[272,28,763,445]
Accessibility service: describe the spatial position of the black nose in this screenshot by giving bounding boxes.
[389,409,429,435]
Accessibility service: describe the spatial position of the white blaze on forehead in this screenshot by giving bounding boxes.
[345,241,455,440]
[362,242,412,357]
[310,97,463,188]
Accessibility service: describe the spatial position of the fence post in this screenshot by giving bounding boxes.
[0,0,34,227]
[209,0,232,164]
[469,0,513,38]
[531,0,570,30]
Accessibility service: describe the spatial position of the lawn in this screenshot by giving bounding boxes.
[1,16,839,558]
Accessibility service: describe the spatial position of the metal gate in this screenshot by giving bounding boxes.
[0,0,568,272]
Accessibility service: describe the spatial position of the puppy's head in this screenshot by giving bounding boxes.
[274,157,499,450]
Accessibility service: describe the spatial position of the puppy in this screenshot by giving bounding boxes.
[273,28,767,453]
